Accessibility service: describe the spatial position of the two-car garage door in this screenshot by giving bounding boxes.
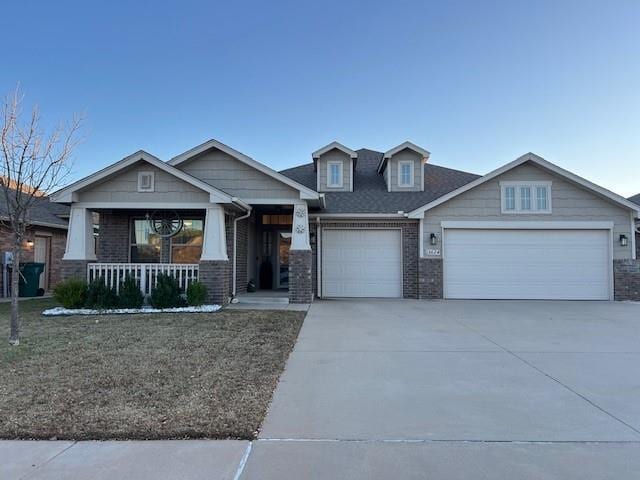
[443,229,611,300]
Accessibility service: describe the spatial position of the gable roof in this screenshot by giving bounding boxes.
[312,141,358,160]
[408,152,640,218]
[0,190,69,229]
[378,141,431,174]
[168,138,320,200]
[281,148,480,214]
[50,150,237,205]
[630,193,640,206]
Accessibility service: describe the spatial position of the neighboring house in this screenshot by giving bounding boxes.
[630,193,640,259]
[50,139,640,304]
[0,193,69,296]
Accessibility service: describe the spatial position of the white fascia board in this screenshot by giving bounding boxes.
[50,150,235,205]
[440,220,615,230]
[408,153,640,218]
[313,213,408,219]
[312,141,358,159]
[168,138,320,200]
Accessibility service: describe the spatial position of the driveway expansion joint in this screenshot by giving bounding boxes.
[19,440,78,480]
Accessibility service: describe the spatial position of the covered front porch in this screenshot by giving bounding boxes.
[61,202,313,305]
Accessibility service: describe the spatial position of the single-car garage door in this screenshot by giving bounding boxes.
[444,229,611,300]
[322,229,402,298]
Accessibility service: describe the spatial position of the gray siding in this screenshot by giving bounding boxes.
[78,162,210,203]
[422,162,634,260]
[388,149,423,192]
[317,149,352,192]
[179,148,299,201]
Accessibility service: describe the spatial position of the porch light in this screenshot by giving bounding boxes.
[430,233,438,246]
[26,239,34,247]
[620,234,628,247]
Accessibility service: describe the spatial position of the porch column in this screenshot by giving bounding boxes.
[289,202,313,303]
[199,205,230,305]
[61,206,96,281]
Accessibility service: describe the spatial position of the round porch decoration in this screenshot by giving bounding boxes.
[295,206,306,218]
[148,210,184,238]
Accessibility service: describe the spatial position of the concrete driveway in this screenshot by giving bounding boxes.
[242,299,640,479]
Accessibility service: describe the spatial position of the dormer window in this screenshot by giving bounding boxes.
[327,161,343,188]
[398,161,414,187]
[137,171,155,192]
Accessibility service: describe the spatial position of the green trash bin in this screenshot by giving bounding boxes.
[19,262,45,297]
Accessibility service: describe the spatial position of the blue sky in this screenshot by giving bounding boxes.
[1,0,638,196]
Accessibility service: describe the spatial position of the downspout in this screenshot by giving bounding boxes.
[231,203,252,301]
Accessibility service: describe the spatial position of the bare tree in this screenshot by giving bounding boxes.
[0,87,82,345]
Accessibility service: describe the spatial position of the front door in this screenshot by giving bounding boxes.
[34,236,50,291]
[277,232,291,288]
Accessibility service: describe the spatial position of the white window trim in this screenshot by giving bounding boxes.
[137,171,155,192]
[327,161,344,188]
[500,181,552,214]
[398,160,414,188]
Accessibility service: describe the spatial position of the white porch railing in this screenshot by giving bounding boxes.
[87,263,199,296]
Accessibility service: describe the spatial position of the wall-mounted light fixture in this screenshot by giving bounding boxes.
[26,239,34,248]
[620,234,628,247]
[430,233,437,246]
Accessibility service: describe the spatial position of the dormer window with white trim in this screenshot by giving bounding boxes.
[327,161,343,188]
[501,181,551,214]
[398,160,414,187]
[137,171,155,192]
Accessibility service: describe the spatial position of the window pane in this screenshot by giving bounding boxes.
[520,186,531,210]
[329,163,341,185]
[131,220,161,263]
[171,219,203,263]
[536,186,548,210]
[401,164,412,185]
[504,187,516,210]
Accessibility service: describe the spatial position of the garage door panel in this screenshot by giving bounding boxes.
[322,229,402,298]
[444,229,610,300]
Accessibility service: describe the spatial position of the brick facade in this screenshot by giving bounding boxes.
[235,218,248,294]
[199,260,230,305]
[312,220,419,299]
[418,258,443,299]
[97,213,129,262]
[289,249,313,303]
[614,259,640,301]
[61,259,90,282]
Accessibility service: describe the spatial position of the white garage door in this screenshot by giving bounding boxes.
[444,229,611,300]
[322,229,402,298]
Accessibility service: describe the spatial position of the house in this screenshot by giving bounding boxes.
[50,139,640,304]
[0,192,69,296]
[630,193,640,259]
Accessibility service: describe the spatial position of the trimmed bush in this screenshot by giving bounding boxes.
[150,273,185,309]
[119,275,144,309]
[186,281,208,306]
[53,278,87,309]
[85,277,119,310]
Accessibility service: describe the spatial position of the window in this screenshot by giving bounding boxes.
[327,161,343,187]
[170,219,203,263]
[130,219,161,262]
[504,186,516,211]
[137,171,155,192]
[501,182,552,214]
[398,161,414,187]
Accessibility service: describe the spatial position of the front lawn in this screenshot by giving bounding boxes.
[0,298,304,440]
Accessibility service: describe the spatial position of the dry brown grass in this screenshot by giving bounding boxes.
[0,298,304,440]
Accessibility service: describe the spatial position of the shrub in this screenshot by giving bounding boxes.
[150,273,185,309]
[186,281,207,306]
[119,275,144,309]
[85,277,119,310]
[53,278,87,309]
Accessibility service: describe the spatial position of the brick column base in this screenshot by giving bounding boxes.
[614,259,640,301]
[418,258,443,299]
[61,260,90,282]
[199,260,231,306]
[289,249,313,304]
